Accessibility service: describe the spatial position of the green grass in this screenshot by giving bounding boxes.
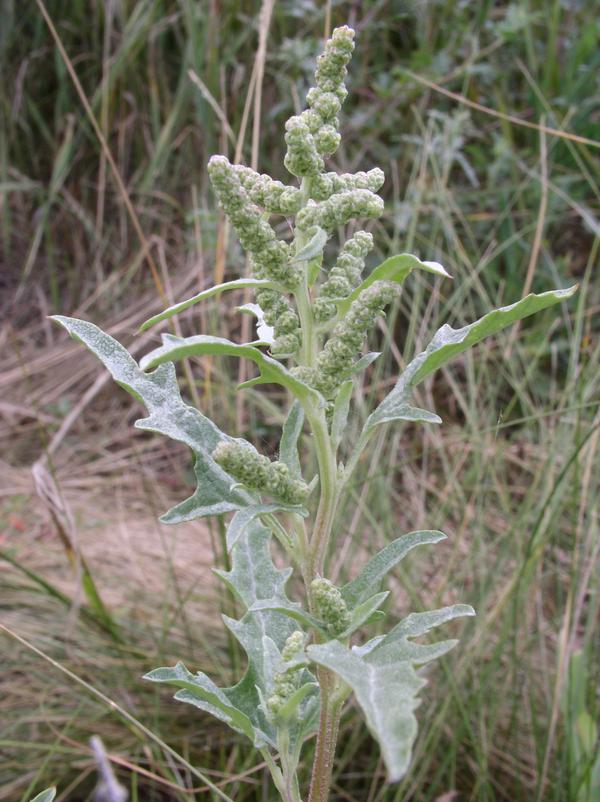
[1,1,598,800]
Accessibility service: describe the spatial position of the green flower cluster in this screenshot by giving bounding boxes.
[284,116,324,178]
[205,26,392,374]
[293,281,400,398]
[311,168,384,201]
[284,26,354,177]
[207,155,298,287]
[232,164,303,215]
[255,289,301,357]
[266,630,306,719]
[296,189,383,231]
[212,441,309,506]
[314,231,374,322]
[311,577,351,635]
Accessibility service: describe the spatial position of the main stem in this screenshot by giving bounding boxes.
[292,188,344,802]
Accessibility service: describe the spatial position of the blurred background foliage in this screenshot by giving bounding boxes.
[0,1,598,801]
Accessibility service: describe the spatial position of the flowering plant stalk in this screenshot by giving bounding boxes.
[53,25,576,802]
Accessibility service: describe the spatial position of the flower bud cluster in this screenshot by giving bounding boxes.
[314,25,355,100]
[311,168,385,201]
[314,231,374,322]
[207,155,298,287]
[311,577,351,635]
[283,26,355,176]
[284,116,324,178]
[293,280,399,398]
[296,189,383,232]
[212,441,309,506]
[266,630,306,718]
[232,164,303,215]
[255,288,301,357]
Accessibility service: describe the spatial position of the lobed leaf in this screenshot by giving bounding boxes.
[366,286,577,433]
[216,523,319,746]
[214,522,293,615]
[139,278,278,331]
[145,662,267,746]
[148,523,317,749]
[51,316,252,523]
[341,530,446,607]
[308,604,474,782]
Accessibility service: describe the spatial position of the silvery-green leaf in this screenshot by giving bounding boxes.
[226,502,307,551]
[307,257,323,286]
[215,523,297,706]
[292,226,328,262]
[51,317,252,523]
[345,351,381,378]
[308,603,474,782]
[307,639,421,782]
[148,524,307,747]
[338,591,390,638]
[370,604,475,664]
[215,522,292,616]
[342,530,446,607]
[249,598,327,634]
[277,681,319,723]
[237,302,275,346]
[217,523,319,746]
[140,333,324,410]
[139,278,278,331]
[279,401,304,478]
[365,403,442,430]
[145,662,268,745]
[29,790,56,802]
[336,253,451,317]
[331,381,353,450]
[221,620,284,719]
[366,286,577,433]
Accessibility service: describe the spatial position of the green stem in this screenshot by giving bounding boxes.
[278,727,303,802]
[307,407,339,577]
[262,749,292,802]
[291,174,343,802]
[303,370,342,802]
[307,667,343,802]
[294,177,318,367]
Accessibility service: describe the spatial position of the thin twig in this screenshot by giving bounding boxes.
[35,0,166,299]
[402,68,600,149]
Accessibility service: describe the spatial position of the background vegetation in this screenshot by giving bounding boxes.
[1,1,598,800]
